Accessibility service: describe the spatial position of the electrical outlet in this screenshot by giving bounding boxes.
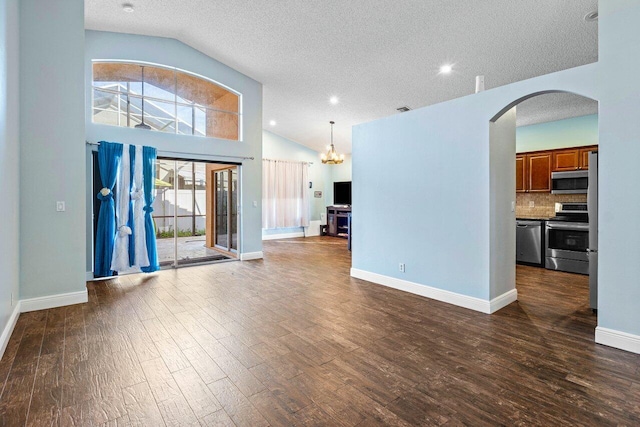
[529,200,535,207]
[399,263,405,273]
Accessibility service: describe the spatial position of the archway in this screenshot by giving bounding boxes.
[489,90,599,339]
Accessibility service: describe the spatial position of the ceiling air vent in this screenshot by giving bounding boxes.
[396,106,411,113]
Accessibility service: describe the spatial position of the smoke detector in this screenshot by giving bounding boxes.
[584,11,598,22]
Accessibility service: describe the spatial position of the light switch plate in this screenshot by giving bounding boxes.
[511,201,515,212]
[56,201,66,212]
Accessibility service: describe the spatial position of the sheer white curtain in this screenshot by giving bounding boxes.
[262,159,310,229]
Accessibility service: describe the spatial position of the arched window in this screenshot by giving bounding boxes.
[92,61,241,141]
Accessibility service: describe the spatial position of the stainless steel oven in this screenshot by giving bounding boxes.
[545,221,589,274]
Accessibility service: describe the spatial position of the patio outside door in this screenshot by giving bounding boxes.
[214,168,238,252]
[154,158,236,267]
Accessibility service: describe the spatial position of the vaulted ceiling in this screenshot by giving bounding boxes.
[85,1,599,153]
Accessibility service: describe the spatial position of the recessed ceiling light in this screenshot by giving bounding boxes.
[330,96,339,105]
[269,120,276,126]
[440,64,453,74]
[584,10,598,22]
[123,3,134,13]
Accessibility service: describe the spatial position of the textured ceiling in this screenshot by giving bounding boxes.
[516,93,598,127]
[85,1,598,153]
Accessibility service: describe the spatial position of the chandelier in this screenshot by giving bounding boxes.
[321,121,344,164]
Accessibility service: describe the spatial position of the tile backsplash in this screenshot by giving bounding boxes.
[516,193,587,218]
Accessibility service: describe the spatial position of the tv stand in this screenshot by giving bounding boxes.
[326,206,351,238]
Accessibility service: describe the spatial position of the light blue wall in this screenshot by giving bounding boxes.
[19,0,86,300]
[0,0,20,342]
[353,0,640,341]
[85,31,263,263]
[597,0,640,337]
[516,114,598,152]
[353,94,495,298]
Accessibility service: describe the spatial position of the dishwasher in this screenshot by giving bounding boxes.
[516,220,543,266]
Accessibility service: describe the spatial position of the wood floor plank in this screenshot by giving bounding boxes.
[198,409,236,427]
[208,377,269,427]
[181,345,227,385]
[122,381,166,427]
[139,357,183,404]
[171,367,221,418]
[156,393,200,427]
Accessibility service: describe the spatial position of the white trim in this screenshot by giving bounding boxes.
[240,251,264,261]
[86,271,94,281]
[20,290,88,313]
[595,326,640,354]
[262,232,305,241]
[350,268,517,314]
[304,220,322,237]
[489,289,518,313]
[0,301,21,360]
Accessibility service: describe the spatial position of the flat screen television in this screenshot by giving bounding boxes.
[333,181,352,205]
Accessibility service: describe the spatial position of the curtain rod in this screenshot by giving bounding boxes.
[263,157,314,165]
[86,141,254,161]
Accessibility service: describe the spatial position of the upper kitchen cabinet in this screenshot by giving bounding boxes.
[580,146,598,169]
[516,155,526,193]
[517,152,552,193]
[552,145,598,171]
[552,148,580,171]
[527,153,552,192]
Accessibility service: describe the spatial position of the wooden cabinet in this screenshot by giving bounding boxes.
[517,145,597,193]
[517,152,551,192]
[516,155,526,193]
[527,153,552,192]
[552,149,580,171]
[326,206,351,238]
[580,146,597,169]
[552,145,598,171]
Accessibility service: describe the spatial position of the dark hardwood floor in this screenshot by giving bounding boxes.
[1,237,639,426]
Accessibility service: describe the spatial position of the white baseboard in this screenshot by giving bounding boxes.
[240,251,264,261]
[86,271,94,281]
[20,290,88,313]
[489,289,518,313]
[262,232,305,241]
[0,301,21,361]
[350,268,517,314]
[595,326,640,354]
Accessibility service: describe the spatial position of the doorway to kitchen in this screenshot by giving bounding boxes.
[490,91,599,335]
[154,158,239,267]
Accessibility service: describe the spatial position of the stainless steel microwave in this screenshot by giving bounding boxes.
[551,170,588,194]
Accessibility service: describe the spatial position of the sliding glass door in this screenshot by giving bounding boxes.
[153,159,238,267]
[214,168,238,252]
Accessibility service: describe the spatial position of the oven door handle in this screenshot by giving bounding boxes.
[546,223,590,231]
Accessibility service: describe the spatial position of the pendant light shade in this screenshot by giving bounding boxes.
[321,121,344,164]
